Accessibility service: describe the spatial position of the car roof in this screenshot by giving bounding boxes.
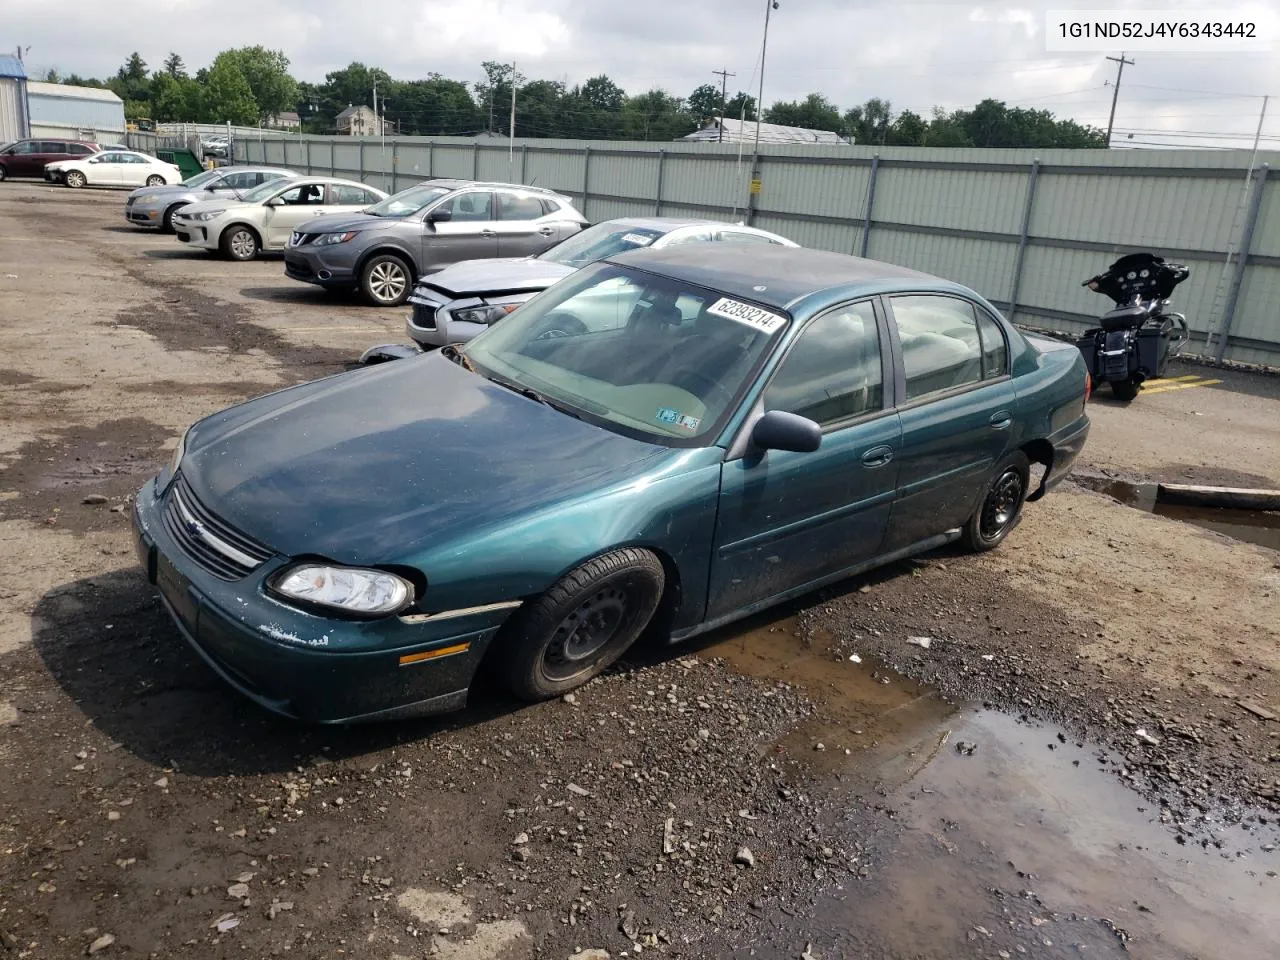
[216,165,293,173]
[605,245,946,312]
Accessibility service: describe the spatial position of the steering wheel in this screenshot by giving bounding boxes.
[533,311,587,341]
[669,369,732,411]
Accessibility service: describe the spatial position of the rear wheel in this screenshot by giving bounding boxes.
[221,225,260,261]
[497,548,666,701]
[145,174,165,187]
[0,165,8,182]
[962,451,1030,552]
[1111,378,1139,401]
[360,254,413,306]
[64,170,86,189]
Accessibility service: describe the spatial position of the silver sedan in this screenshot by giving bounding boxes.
[124,166,295,232]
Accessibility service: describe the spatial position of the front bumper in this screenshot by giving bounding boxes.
[405,287,491,349]
[171,221,212,247]
[44,169,65,183]
[131,476,511,724]
[125,199,163,226]
[284,247,357,287]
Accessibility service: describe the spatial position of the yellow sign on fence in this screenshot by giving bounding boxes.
[749,178,762,195]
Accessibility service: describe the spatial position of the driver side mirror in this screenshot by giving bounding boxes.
[751,410,821,454]
[265,196,284,207]
[427,207,452,223]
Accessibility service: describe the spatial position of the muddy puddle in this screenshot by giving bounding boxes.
[1077,476,1280,551]
[703,615,1280,959]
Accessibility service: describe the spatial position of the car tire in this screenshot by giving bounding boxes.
[145,175,165,187]
[962,451,1030,552]
[220,225,260,261]
[359,254,413,307]
[497,548,666,701]
[161,204,184,233]
[0,165,7,182]
[1111,378,1139,401]
[64,170,86,189]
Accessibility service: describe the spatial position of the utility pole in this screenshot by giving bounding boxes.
[1104,52,1134,147]
[712,67,735,141]
[509,60,517,175]
[372,76,378,139]
[747,0,779,223]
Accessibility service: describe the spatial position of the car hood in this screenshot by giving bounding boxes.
[181,354,667,565]
[128,183,198,200]
[175,197,255,216]
[423,257,577,297]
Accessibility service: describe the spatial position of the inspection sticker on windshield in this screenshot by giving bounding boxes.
[656,407,700,431]
[621,233,654,246]
[706,297,785,334]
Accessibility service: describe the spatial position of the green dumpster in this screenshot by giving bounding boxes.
[155,148,204,179]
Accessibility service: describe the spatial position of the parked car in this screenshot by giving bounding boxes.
[402,218,798,352]
[283,179,588,307]
[0,138,100,181]
[125,166,296,232]
[171,176,389,261]
[201,136,231,160]
[45,149,182,189]
[132,244,1090,723]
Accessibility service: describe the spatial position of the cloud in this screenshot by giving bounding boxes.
[9,0,1279,147]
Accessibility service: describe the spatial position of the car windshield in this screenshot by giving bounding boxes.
[240,179,298,204]
[181,170,221,188]
[539,223,669,268]
[364,182,454,218]
[462,262,788,445]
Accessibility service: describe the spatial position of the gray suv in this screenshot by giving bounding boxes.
[284,179,588,306]
[124,165,294,232]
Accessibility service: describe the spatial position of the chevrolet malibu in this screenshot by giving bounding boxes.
[133,246,1090,724]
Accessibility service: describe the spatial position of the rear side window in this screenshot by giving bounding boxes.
[717,230,782,245]
[38,141,66,153]
[975,309,1008,378]
[221,172,257,189]
[69,143,95,156]
[329,184,378,204]
[539,198,562,216]
[891,295,984,401]
[500,192,547,221]
[764,301,884,426]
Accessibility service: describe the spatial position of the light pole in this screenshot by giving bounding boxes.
[746,0,779,224]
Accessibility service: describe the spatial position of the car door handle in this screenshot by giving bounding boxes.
[479,229,497,238]
[311,209,326,215]
[538,227,556,236]
[990,411,1013,430]
[861,445,894,468]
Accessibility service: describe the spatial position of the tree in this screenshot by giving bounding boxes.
[765,93,843,133]
[723,91,757,123]
[473,61,526,134]
[577,75,625,112]
[623,89,693,141]
[886,109,928,146]
[686,83,722,121]
[217,47,297,123]
[42,67,60,83]
[151,72,203,122]
[202,57,257,125]
[109,52,150,104]
[162,53,186,78]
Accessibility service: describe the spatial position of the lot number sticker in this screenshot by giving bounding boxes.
[706,297,786,334]
[621,233,654,246]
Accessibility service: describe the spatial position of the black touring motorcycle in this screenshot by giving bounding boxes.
[1077,252,1191,401]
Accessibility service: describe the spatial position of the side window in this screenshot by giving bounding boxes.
[440,191,494,221]
[329,184,372,204]
[277,183,325,205]
[38,141,64,154]
[10,141,36,155]
[663,229,714,247]
[499,192,547,221]
[891,295,984,401]
[69,143,95,156]
[717,230,782,245]
[764,301,883,426]
[539,198,562,216]
[222,172,255,189]
[975,309,1008,379]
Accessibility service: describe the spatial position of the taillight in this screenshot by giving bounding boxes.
[1084,371,1092,403]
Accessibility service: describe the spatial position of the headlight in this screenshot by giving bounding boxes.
[271,564,414,617]
[451,303,522,325]
[137,194,159,204]
[318,231,358,245]
[188,209,225,221]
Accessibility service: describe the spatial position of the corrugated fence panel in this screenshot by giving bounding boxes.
[589,150,661,204]
[659,155,746,211]
[1032,171,1243,252]
[868,230,1016,301]
[875,167,1027,234]
[1233,265,1280,343]
[331,143,361,178]
[757,159,870,222]
[752,214,859,255]
[524,149,586,198]
[585,196,658,222]
[309,141,332,175]
[1250,174,1279,258]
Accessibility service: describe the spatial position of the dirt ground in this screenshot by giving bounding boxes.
[1,183,1278,960]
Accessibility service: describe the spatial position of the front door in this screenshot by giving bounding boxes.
[494,190,559,257]
[421,190,500,272]
[86,152,127,185]
[880,294,1016,552]
[708,299,901,620]
[261,182,329,247]
[3,141,38,177]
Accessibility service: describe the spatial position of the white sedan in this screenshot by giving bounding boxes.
[171,176,389,261]
[46,150,182,189]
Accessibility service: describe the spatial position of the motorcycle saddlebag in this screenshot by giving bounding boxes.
[1075,335,1100,378]
[1137,321,1173,378]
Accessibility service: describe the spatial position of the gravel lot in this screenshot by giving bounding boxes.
[1,183,1277,959]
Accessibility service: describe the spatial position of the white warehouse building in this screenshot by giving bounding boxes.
[26,81,126,144]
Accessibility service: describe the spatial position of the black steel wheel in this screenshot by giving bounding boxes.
[497,548,665,700]
[962,451,1030,552]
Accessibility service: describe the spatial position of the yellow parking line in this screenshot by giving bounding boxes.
[1163,374,1206,383]
[1143,378,1223,395]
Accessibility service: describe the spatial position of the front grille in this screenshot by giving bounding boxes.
[407,287,448,330]
[291,232,319,247]
[284,256,314,279]
[162,476,273,581]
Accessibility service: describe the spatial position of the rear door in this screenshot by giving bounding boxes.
[120,154,154,186]
[880,293,1016,553]
[421,190,499,271]
[708,299,901,619]
[494,190,559,257]
[261,182,330,247]
[35,141,73,175]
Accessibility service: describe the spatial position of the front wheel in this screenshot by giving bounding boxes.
[360,254,413,306]
[161,204,184,233]
[497,548,666,701]
[962,451,1030,552]
[145,175,165,187]
[220,225,260,261]
[1110,378,1139,401]
[64,170,86,189]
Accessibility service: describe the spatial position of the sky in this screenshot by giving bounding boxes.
[7,0,1280,149]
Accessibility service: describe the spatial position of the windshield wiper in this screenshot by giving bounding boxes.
[440,344,475,371]
[484,374,584,420]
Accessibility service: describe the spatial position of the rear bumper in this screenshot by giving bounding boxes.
[1042,416,1090,495]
